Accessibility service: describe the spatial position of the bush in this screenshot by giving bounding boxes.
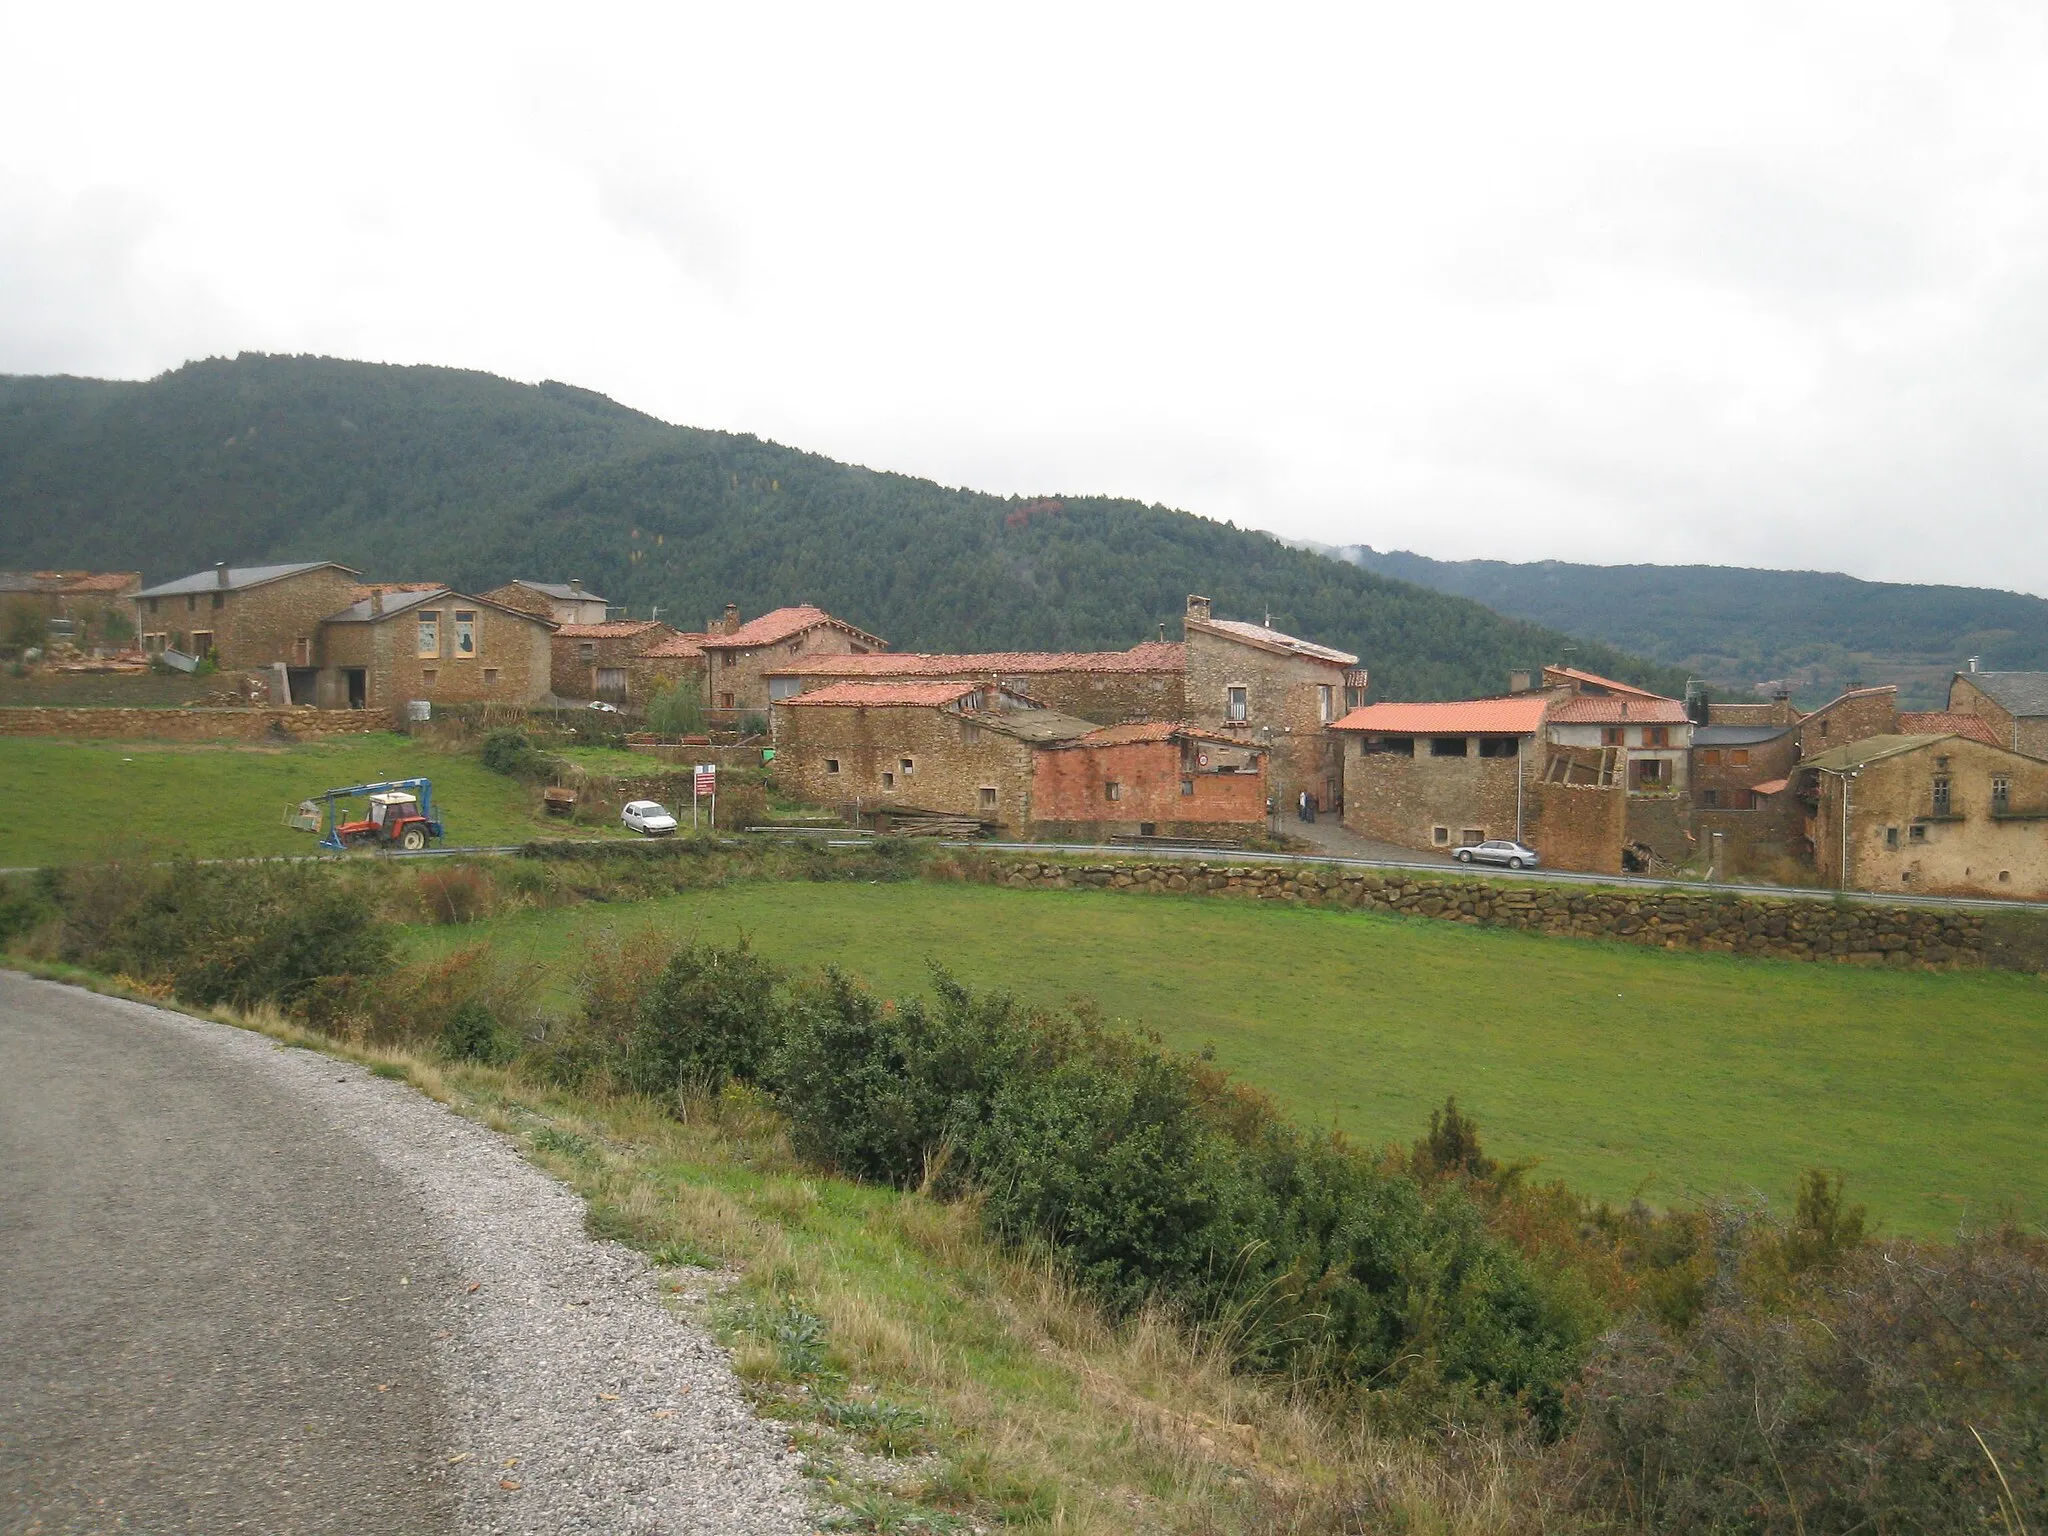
[645,682,705,737]
[479,728,556,780]
[413,864,495,924]
[625,939,784,1097]
[441,998,517,1063]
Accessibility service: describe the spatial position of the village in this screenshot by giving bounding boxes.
[5,559,2048,900]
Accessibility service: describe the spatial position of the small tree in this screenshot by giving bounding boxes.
[3,601,45,656]
[645,681,705,738]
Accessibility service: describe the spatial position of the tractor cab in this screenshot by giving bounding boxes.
[313,778,445,852]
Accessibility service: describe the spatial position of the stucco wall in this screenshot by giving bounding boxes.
[1811,736,2048,899]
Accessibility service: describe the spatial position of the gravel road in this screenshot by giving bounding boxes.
[0,971,815,1535]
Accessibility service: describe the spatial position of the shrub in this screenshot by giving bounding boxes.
[413,863,495,924]
[479,728,556,780]
[441,998,517,1063]
[625,939,785,1097]
[645,682,705,738]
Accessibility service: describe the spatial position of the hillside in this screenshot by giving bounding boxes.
[0,354,1685,701]
[1349,547,2048,709]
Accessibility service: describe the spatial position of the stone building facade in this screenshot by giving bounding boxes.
[134,562,363,669]
[1332,694,1627,873]
[313,587,554,713]
[771,681,1089,829]
[1801,731,2048,899]
[630,631,710,702]
[550,621,674,703]
[1688,722,1804,871]
[1796,686,1902,757]
[1030,722,1266,839]
[1949,672,2048,760]
[701,605,887,715]
[760,643,1188,725]
[1,570,141,645]
[1182,596,1355,817]
[482,579,611,626]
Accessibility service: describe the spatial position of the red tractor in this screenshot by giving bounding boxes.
[313,779,446,852]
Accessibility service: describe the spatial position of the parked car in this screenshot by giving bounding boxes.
[622,800,678,836]
[587,700,621,713]
[1455,839,1541,870]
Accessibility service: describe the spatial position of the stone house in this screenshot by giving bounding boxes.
[701,605,888,715]
[1182,595,1358,817]
[0,570,142,646]
[1795,685,1903,757]
[1331,694,1627,873]
[312,586,554,712]
[1030,722,1266,840]
[482,579,611,626]
[629,630,711,703]
[134,562,365,669]
[1949,671,2048,759]
[1800,732,2048,899]
[759,643,1188,725]
[550,621,674,703]
[1689,722,1804,871]
[771,680,1090,829]
[1541,666,1693,793]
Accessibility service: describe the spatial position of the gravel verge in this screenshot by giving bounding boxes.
[117,994,818,1536]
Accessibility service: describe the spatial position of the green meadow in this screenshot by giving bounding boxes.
[414,878,2048,1236]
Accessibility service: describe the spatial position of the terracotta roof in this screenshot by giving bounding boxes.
[554,621,665,639]
[1190,617,1357,666]
[1750,778,1791,796]
[640,631,708,658]
[777,680,984,708]
[1331,696,1552,734]
[1544,665,1668,699]
[1547,694,1693,725]
[701,606,886,650]
[1898,711,2003,746]
[762,642,1185,678]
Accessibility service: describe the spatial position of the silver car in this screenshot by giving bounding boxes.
[1454,838,1541,870]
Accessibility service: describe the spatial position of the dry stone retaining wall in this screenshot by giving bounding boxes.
[983,856,1993,969]
[0,706,380,741]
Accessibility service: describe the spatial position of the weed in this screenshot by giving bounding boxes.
[369,1062,407,1081]
[819,1489,968,1533]
[532,1127,593,1158]
[651,1237,722,1270]
[819,1397,931,1456]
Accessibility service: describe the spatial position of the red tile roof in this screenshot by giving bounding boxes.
[554,621,666,639]
[1750,778,1791,796]
[1898,710,2003,746]
[60,571,141,593]
[777,680,984,708]
[1331,697,1552,734]
[640,631,708,658]
[1544,664,1668,699]
[1190,617,1358,666]
[761,642,1185,678]
[1546,694,1693,725]
[701,605,886,650]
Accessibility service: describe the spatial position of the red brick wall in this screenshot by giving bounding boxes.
[1030,740,1264,827]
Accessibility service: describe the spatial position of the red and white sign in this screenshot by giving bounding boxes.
[694,764,717,797]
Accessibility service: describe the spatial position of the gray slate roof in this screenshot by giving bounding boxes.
[136,562,352,598]
[1691,723,1795,747]
[323,588,450,623]
[509,580,609,603]
[1963,671,2048,717]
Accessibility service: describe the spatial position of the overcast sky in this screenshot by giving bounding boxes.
[5,3,2046,594]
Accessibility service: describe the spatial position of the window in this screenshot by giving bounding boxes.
[1344,685,1367,710]
[1432,826,1450,845]
[1105,782,1122,802]
[482,668,498,686]
[1226,686,1248,722]
[1702,789,1720,807]
[978,786,998,812]
[1910,824,1927,842]
[421,668,438,687]
[1818,718,1830,738]
[1646,726,1669,748]
[1885,826,1899,849]
[2000,870,2011,883]
[719,692,735,710]
[1602,727,1624,746]
[186,594,197,612]
[579,641,597,663]
[1730,749,1750,766]
[449,611,475,656]
[900,757,915,776]
[882,770,895,789]
[147,597,159,614]
[1181,777,1194,796]
[293,635,311,666]
[1460,828,1485,846]
[1932,776,1951,816]
[189,630,214,656]
[417,610,441,658]
[825,759,841,775]
[1993,777,2011,812]
[1363,735,1414,757]
[1317,684,1334,724]
[1477,737,1516,759]
[1429,736,1467,757]
[1701,749,1723,766]
[768,677,801,701]
[211,591,224,610]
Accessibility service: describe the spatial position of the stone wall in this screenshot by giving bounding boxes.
[136,567,361,669]
[1799,688,1900,757]
[0,706,380,740]
[1951,675,2048,760]
[1183,617,1348,814]
[979,855,2000,968]
[773,702,1037,826]
[1031,737,1265,828]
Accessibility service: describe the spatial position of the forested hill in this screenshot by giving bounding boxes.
[1353,547,2048,709]
[0,354,1686,700]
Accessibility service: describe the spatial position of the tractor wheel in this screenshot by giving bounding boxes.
[400,827,427,851]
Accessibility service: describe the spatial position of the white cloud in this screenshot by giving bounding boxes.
[3,0,2046,592]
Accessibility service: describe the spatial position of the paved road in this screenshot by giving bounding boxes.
[0,974,460,1535]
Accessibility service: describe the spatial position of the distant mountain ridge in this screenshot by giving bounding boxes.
[0,353,1687,701]
[1342,548,2048,710]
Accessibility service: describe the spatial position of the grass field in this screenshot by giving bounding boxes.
[0,735,649,864]
[414,878,2048,1236]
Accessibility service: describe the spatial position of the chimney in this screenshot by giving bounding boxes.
[569,577,583,596]
[1509,669,1533,693]
[214,562,229,588]
[1969,655,1980,673]
[723,602,740,635]
[370,588,382,617]
[1185,594,1211,622]
[1158,622,1167,642]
